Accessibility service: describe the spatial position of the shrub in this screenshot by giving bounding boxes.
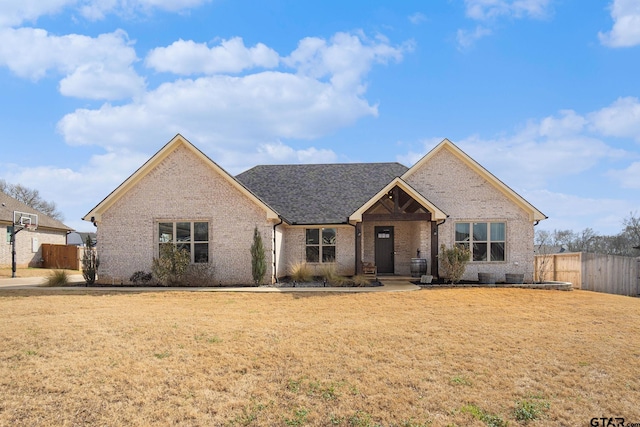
[351,275,372,287]
[130,271,153,285]
[152,244,190,286]
[514,396,550,422]
[289,262,312,283]
[81,235,99,285]
[460,404,507,427]
[320,264,348,286]
[439,244,471,283]
[250,226,267,285]
[45,270,69,287]
[181,263,215,286]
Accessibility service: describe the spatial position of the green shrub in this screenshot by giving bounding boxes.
[250,226,267,285]
[45,270,69,287]
[439,244,471,283]
[514,396,550,422]
[289,262,312,283]
[152,244,190,286]
[81,235,99,285]
[460,404,507,427]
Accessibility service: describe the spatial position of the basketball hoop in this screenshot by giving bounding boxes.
[24,223,37,232]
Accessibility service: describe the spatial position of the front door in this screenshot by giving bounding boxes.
[375,226,394,274]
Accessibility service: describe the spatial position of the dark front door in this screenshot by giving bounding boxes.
[375,226,394,274]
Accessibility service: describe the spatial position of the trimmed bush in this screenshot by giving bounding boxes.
[250,226,267,285]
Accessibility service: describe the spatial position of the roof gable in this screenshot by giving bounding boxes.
[83,134,279,223]
[402,139,547,222]
[349,177,447,222]
[237,162,408,224]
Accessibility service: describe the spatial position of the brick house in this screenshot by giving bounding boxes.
[1,192,73,268]
[84,134,546,285]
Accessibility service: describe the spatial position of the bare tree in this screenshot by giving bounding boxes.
[0,179,64,221]
[623,212,640,246]
[534,229,554,282]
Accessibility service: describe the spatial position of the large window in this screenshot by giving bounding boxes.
[159,221,209,263]
[305,228,336,263]
[455,222,505,262]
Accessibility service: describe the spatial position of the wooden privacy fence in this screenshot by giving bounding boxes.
[41,244,82,270]
[535,252,640,297]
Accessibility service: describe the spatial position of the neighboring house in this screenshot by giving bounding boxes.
[83,134,546,285]
[67,231,97,247]
[1,192,74,268]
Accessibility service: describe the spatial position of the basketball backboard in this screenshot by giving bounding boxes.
[13,211,38,231]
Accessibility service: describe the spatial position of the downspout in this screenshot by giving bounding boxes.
[272,217,283,283]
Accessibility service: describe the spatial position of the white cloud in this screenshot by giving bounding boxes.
[57,31,407,171]
[145,37,279,75]
[401,108,627,192]
[458,0,551,48]
[599,0,640,47]
[258,142,337,165]
[526,189,636,234]
[408,12,427,25]
[79,0,211,20]
[608,162,640,189]
[0,0,211,27]
[456,25,492,49]
[0,0,75,27]
[0,148,149,230]
[284,31,410,92]
[588,96,640,141]
[464,0,551,20]
[0,27,144,99]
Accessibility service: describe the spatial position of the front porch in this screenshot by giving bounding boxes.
[351,182,448,278]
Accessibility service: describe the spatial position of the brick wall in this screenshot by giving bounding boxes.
[96,145,275,285]
[0,226,67,268]
[406,148,535,282]
[278,225,355,278]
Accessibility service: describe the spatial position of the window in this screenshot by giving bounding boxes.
[306,228,336,263]
[159,221,209,263]
[455,222,505,262]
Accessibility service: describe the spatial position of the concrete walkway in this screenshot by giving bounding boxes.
[0,275,420,293]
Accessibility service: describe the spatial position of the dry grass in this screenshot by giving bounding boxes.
[0,288,638,426]
[0,267,80,278]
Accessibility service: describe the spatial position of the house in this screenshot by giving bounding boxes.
[67,231,97,247]
[1,192,74,268]
[83,134,546,285]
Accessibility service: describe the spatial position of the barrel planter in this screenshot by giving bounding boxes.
[478,272,495,284]
[410,258,427,277]
[505,273,524,284]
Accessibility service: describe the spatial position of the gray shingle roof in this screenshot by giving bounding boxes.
[236,163,409,224]
[0,192,73,231]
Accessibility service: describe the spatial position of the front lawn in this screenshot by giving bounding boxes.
[0,288,638,426]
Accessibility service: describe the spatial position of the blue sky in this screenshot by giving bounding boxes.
[1,0,639,234]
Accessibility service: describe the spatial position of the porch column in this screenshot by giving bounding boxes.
[355,222,362,275]
[431,221,439,277]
